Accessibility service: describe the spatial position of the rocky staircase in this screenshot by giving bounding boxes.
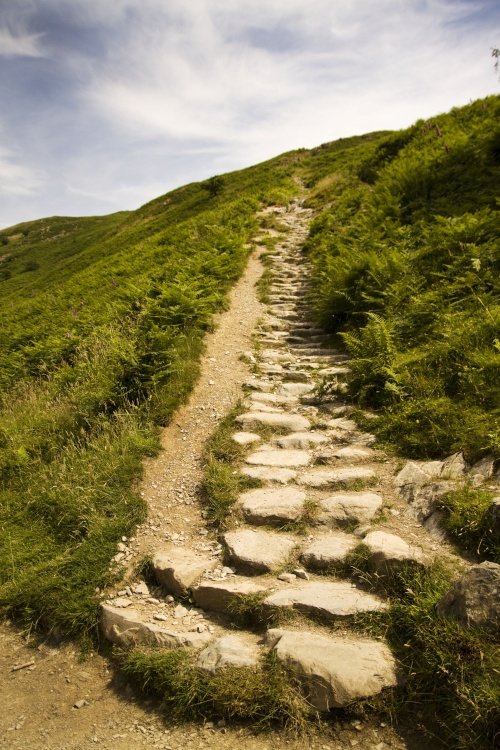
[100,201,444,713]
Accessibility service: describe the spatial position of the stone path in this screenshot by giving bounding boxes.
[101,201,442,719]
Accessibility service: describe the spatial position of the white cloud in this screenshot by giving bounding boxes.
[0,22,45,57]
[0,148,45,195]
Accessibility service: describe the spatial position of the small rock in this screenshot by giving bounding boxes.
[133,582,150,597]
[278,573,297,583]
[293,568,309,580]
[73,700,88,709]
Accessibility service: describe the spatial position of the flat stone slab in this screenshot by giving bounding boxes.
[192,579,268,613]
[236,412,311,433]
[276,432,330,449]
[279,383,315,396]
[363,531,427,571]
[297,466,376,488]
[153,548,217,596]
[326,418,359,432]
[239,486,306,525]
[241,466,298,484]
[197,634,261,673]
[223,529,297,573]
[245,449,311,467]
[318,492,384,526]
[264,581,387,620]
[300,532,358,570]
[248,392,297,405]
[329,446,375,461]
[232,431,262,446]
[100,605,212,649]
[245,402,284,413]
[267,629,398,710]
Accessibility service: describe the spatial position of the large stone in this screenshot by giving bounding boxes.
[276,432,330,449]
[236,411,311,433]
[223,529,297,573]
[297,466,375,488]
[318,492,384,526]
[197,634,261,673]
[395,453,466,503]
[362,531,426,572]
[152,547,217,596]
[100,605,211,649]
[245,449,311,467]
[241,466,298,483]
[436,562,500,633]
[191,579,269,613]
[300,532,358,570]
[240,486,306,525]
[264,581,387,621]
[267,629,398,710]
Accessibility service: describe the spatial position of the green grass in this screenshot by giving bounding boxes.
[0,155,302,638]
[304,95,500,463]
[118,648,311,729]
[436,486,500,563]
[201,404,261,529]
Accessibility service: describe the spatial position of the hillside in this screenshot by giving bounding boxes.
[0,95,498,749]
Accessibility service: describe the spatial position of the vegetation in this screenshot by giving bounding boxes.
[118,648,310,728]
[0,159,298,638]
[0,95,498,747]
[437,486,500,563]
[304,95,500,462]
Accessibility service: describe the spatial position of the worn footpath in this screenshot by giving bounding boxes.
[2,200,494,750]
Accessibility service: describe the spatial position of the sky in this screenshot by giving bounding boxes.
[0,0,498,229]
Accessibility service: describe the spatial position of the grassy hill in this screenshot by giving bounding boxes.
[0,95,498,644]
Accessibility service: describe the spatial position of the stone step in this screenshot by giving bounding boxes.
[191,578,269,613]
[223,529,297,573]
[300,532,359,569]
[245,448,312,468]
[239,486,307,525]
[100,604,213,650]
[263,580,387,620]
[236,411,311,432]
[296,466,376,489]
[317,491,384,526]
[267,629,398,710]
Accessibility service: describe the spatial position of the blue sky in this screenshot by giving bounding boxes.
[0,0,498,229]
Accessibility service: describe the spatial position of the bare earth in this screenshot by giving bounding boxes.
[0,208,436,750]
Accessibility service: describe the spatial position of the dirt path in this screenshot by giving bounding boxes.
[1,203,434,750]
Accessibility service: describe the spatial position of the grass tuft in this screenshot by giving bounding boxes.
[118,648,312,729]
